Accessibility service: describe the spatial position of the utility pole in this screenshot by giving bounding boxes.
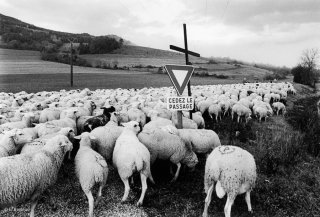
[68,38,77,87]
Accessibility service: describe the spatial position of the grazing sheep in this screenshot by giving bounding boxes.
[172,111,198,129]
[35,122,62,138]
[20,127,75,154]
[74,132,108,217]
[39,108,61,123]
[231,103,252,124]
[254,106,269,122]
[0,129,33,157]
[0,112,35,132]
[208,104,222,122]
[90,118,123,161]
[183,111,205,129]
[0,135,73,217]
[113,121,155,206]
[0,115,8,125]
[138,126,198,182]
[127,106,147,128]
[203,146,257,217]
[76,100,96,117]
[177,129,221,154]
[46,110,78,135]
[272,102,286,116]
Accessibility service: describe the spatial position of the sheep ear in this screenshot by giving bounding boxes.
[89,135,97,140]
[121,122,128,127]
[74,135,81,140]
[32,123,38,127]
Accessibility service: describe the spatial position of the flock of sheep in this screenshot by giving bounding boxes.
[0,81,295,217]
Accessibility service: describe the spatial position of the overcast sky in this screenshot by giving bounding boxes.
[1,0,320,67]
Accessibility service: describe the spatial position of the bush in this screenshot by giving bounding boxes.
[252,125,303,175]
[292,65,316,86]
[286,96,320,157]
[207,58,217,64]
[211,74,229,79]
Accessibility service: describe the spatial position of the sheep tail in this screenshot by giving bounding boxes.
[94,155,108,183]
[142,160,155,184]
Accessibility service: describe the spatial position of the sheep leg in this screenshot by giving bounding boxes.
[121,177,130,202]
[94,184,104,207]
[30,199,39,217]
[85,191,94,217]
[170,162,181,183]
[202,184,214,217]
[29,192,40,217]
[137,173,148,206]
[237,116,240,123]
[245,191,253,213]
[224,194,235,217]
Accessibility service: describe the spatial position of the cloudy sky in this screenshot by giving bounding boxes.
[1,0,320,67]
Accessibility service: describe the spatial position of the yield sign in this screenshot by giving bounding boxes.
[165,64,194,96]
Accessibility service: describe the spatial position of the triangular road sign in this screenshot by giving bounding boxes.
[165,64,194,96]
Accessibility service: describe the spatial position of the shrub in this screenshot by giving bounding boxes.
[207,58,217,64]
[292,65,316,87]
[252,125,303,175]
[211,74,229,79]
[286,96,320,157]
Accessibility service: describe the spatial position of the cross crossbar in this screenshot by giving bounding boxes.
[169,45,200,57]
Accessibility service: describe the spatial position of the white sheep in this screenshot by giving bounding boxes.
[182,111,205,129]
[138,126,198,182]
[20,127,75,154]
[0,115,8,125]
[0,135,73,217]
[90,118,123,161]
[171,111,198,129]
[74,132,108,217]
[208,104,222,122]
[203,145,257,217]
[0,112,35,132]
[113,121,155,206]
[0,129,33,157]
[231,103,252,124]
[46,110,78,135]
[39,108,61,123]
[254,106,269,122]
[35,122,63,138]
[177,129,221,154]
[127,105,147,128]
[272,102,286,116]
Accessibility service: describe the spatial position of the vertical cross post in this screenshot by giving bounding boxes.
[169,24,200,129]
[183,24,193,120]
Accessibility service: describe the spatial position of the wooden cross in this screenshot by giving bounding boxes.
[170,24,200,120]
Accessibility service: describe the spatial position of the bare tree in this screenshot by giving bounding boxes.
[300,48,319,70]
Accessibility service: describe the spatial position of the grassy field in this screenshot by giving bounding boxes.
[80,45,273,80]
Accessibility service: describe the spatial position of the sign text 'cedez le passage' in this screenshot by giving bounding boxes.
[167,96,194,111]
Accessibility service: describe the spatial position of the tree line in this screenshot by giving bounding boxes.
[292,48,320,87]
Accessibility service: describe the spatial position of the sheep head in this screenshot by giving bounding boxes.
[121,121,140,134]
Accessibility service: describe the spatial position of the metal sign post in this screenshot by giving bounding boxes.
[169,24,200,121]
